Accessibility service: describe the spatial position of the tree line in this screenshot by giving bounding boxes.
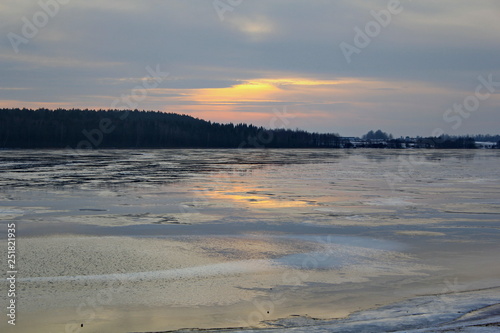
[0,109,496,149]
[358,130,497,149]
[0,108,341,149]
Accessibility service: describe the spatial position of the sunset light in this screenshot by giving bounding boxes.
[2,1,500,332]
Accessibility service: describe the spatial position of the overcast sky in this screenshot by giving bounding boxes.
[1,0,499,137]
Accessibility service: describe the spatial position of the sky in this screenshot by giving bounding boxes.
[1,0,499,137]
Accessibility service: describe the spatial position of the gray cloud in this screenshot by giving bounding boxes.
[1,0,499,136]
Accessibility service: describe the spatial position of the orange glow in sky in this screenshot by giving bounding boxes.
[192,81,281,104]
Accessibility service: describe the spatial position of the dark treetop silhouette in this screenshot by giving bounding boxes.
[0,108,492,149]
[0,108,340,149]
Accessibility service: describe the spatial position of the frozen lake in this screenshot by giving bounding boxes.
[1,149,499,332]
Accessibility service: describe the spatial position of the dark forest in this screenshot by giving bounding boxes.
[0,109,495,149]
[0,108,340,149]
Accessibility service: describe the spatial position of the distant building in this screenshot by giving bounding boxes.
[475,141,496,149]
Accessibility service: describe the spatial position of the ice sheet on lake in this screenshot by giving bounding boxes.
[198,288,500,333]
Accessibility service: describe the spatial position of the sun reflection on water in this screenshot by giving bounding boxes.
[204,185,310,209]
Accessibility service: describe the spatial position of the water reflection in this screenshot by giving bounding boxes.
[4,149,488,190]
[203,184,310,209]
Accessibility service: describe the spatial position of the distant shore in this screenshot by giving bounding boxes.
[1,108,498,149]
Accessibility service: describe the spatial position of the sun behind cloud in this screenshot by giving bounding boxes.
[192,81,281,105]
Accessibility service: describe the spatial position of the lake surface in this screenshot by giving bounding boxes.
[1,149,499,332]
